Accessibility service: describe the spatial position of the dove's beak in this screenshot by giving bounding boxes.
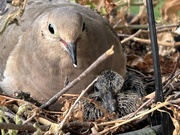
[67,42,77,67]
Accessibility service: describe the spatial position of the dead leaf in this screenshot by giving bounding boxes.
[73,101,84,122]
[109,7,128,26]
[168,106,180,135]
[104,0,117,14]
[127,54,150,72]
[161,0,180,23]
[91,126,100,135]
[0,95,8,106]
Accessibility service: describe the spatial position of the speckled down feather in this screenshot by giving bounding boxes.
[82,71,146,120]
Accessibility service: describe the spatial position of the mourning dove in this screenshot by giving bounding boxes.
[0,1,126,103]
[83,71,146,120]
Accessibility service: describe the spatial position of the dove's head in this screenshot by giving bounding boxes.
[33,7,86,67]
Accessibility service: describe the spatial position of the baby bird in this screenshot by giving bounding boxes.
[0,1,126,104]
[83,70,124,120]
[116,72,146,117]
[83,70,146,120]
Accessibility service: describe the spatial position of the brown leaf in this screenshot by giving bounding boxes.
[0,95,8,106]
[167,106,180,135]
[104,0,117,14]
[109,7,128,26]
[158,32,176,56]
[161,56,176,74]
[0,94,17,106]
[161,0,180,23]
[77,0,103,11]
[73,101,84,122]
[127,54,150,72]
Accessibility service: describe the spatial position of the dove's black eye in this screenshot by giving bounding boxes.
[48,23,54,34]
[82,22,85,31]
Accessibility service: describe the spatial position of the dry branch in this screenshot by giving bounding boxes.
[0,123,48,132]
[115,23,179,30]
[121,28,180,47]
[133,37,180,47]
[99,101,172,134]
[59,78,97,129]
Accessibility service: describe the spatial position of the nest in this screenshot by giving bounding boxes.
[0,0,180,135]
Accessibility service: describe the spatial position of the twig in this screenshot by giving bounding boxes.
[97,96,154,127]
[60,94,111,118]
[40,46,115,109]
[115,24,149,30]
[0,94,38,108]
[128,97,154,118]
[62,121,94,129]
[126,66,147,77]
[59,78,97,130]
[163,55,180,89]
[99,101,171,134]
[120,29,180,46]
[119,29,176,37]
[0,123,48,132]
[133,37,180,47]
[164,70,180,97]
[156,23,180,30]
[36,116,55,126]
[169,98,180,104]
[163,70,180,90]
[37,117,94,129]
[121,29,142,44]
[115,0,160,7]
[4,108,27,124]
[115,23,179,30]
[22,109,38,125]
[113,19,122,28]
[43,93,110,118]
[145,92,155,99]
[0,14,13,34]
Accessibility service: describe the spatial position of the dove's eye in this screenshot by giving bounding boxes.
[82,22,85,31]
[48,23,55,34]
